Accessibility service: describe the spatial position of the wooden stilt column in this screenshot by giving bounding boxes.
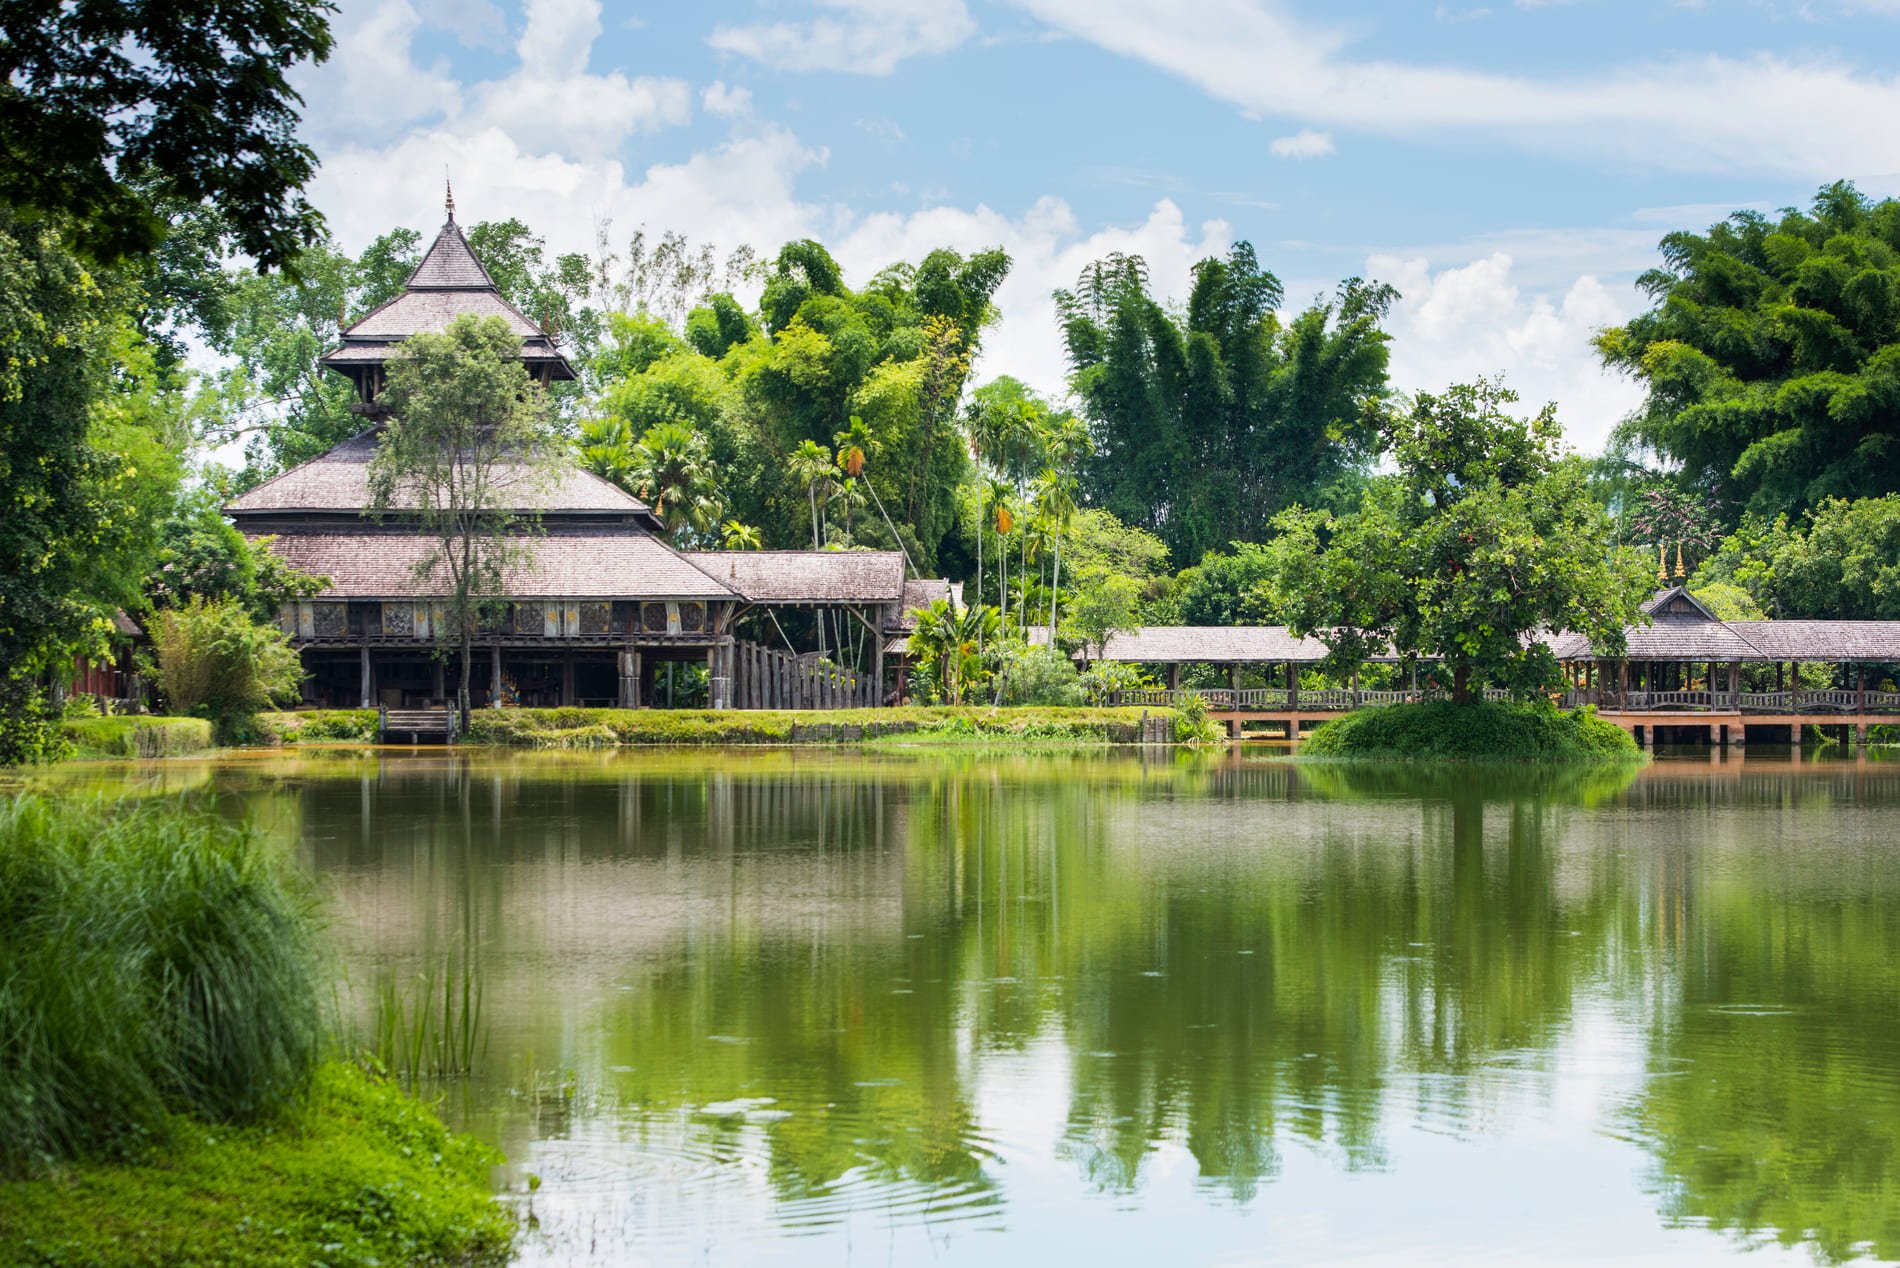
[560,654,574,707]
[490,644,502,707]
[873,636,885,708]
[618,650,638,708]
[359,644,372,709]
[432,658,445,702]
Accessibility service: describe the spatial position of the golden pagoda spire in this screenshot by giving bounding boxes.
[1674,541,1686,580]
[1658,541,1668,583]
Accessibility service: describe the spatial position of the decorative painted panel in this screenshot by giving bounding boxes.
[515,602,544,635]
[382,603,414,637]
[312,602,347,637]
[678,601,705,633]
[641,602,668,633]
[579,602,611,635]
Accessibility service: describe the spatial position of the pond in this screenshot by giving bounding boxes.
[46,745,1900,1265]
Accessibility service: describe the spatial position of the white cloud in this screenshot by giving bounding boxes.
[701,81,754,118]
[300,0,691,162]
[709,0,978,75]
[1367,251,1646,453]
[1010,0,1900,177]
[1269,128,1334,159]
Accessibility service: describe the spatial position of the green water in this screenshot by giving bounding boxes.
[47,747,1900,1265]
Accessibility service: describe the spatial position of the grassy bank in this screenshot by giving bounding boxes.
[260,705,1180,747]
[0,796,511,1265]
[1301,700,1641,762]
[0,1061,512,1268]
[60,716,213,759]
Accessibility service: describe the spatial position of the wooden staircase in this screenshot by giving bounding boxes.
[377,706,459,743]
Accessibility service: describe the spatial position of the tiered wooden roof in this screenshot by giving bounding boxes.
[680,551,907,605]
[1097,626,1393,664]
[266,528,736,600]
[319,209,574,380]
[226,430,658,525]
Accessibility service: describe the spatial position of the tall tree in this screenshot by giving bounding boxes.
[1263,380,1652,702]
[369,314,562,730]
[1599,182,1900,525]
[0,0,333,269]
[1058,245,1395,563]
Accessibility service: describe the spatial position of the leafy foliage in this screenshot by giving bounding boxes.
[1599,182,1900,524]
[1301,700,1639,760]
[1057,244,1395,563]
[907,600,1001,706]
[1262,380,1653,699]
[1694,494,1900,619]
[0,1,333,269]
[148,597,302,732]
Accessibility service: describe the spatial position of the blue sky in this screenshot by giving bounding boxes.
[292,0,1900,452]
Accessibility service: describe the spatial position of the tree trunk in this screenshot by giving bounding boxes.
[1048,537,1061,640]
[975,488,983,649]
[458,626,473,732]
[1453,663,1472,705]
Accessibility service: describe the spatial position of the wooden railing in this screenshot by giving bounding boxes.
[732,642,878,710]
[1563,688,1900,713]
[1105,687,1515,711]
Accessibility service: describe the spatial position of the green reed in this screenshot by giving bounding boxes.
[370,952,488,1084]
[0,795,321,1170]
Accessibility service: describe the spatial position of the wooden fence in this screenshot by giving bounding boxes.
[1565,688,1900,713]
[1106,687,1513,710]
[732,641,879,710]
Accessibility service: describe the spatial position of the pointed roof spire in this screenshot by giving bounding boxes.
[445,175,456,223]
[406,216,496,290]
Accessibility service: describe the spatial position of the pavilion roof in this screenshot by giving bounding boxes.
[1094,625,1415,664]
[317,214,574,379]
[225,429,656,520]
[1725,620,1900,662]
[680,551,907,604]
[257,529,737,600]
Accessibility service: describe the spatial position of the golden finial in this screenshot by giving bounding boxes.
[445,175,456,223]
[1674,541,1686,580]
[1658,542,1668,583]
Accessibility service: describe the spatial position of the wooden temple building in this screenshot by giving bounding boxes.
[227,201,930,715]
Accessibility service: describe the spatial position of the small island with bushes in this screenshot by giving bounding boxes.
[1300,699,1639,762]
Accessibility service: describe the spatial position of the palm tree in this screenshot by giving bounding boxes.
[634,421,721,544]
[908,599,999,706]
[577,415,639,491]
[1033,469,1078,639]
[720,520,761,550]
[786,439,837,550]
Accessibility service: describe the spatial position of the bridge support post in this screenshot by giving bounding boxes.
[1229,718,1243,740]
[1790,723,1801,746]
[1728,723,1745,748]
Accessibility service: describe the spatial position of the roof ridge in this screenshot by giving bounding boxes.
[404,219,498,291]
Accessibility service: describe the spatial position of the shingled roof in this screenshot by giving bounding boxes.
[680,551,907,604]
[1098,626,1338,663]
[317,209,573,380]
[260,529,736,600]
[225,430,657,521]
[1549,586,1900,662]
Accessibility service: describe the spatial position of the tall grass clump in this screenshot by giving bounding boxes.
[0,796,321,1170]
[1301,699,1640,762]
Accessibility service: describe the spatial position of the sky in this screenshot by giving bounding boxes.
[291,0,1900,454]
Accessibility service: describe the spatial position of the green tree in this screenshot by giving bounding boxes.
[0,0,333,270]
[1057,245,1395,563]
[908,599,999,706]
[1263,380,1652,702]
[720,520,762,550]
[786,439,839,550]
[370,314,562,729]
[0,216,186,762]
[151,484,326,621]
[1599,182,1900,525]
[632,421,722,545]
[1695,495,1900,619]
[147,596,302,734]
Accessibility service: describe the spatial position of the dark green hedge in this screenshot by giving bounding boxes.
[1301,700,1640,762]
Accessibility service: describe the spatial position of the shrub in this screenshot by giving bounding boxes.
[1301,699,1639,762]
[996,645,1086,707]
[148,597,302,737]
[1173,692,1222,744]
[0,797,321,1170]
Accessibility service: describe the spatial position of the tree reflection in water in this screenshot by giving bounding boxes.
[49,747,1900,1264]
